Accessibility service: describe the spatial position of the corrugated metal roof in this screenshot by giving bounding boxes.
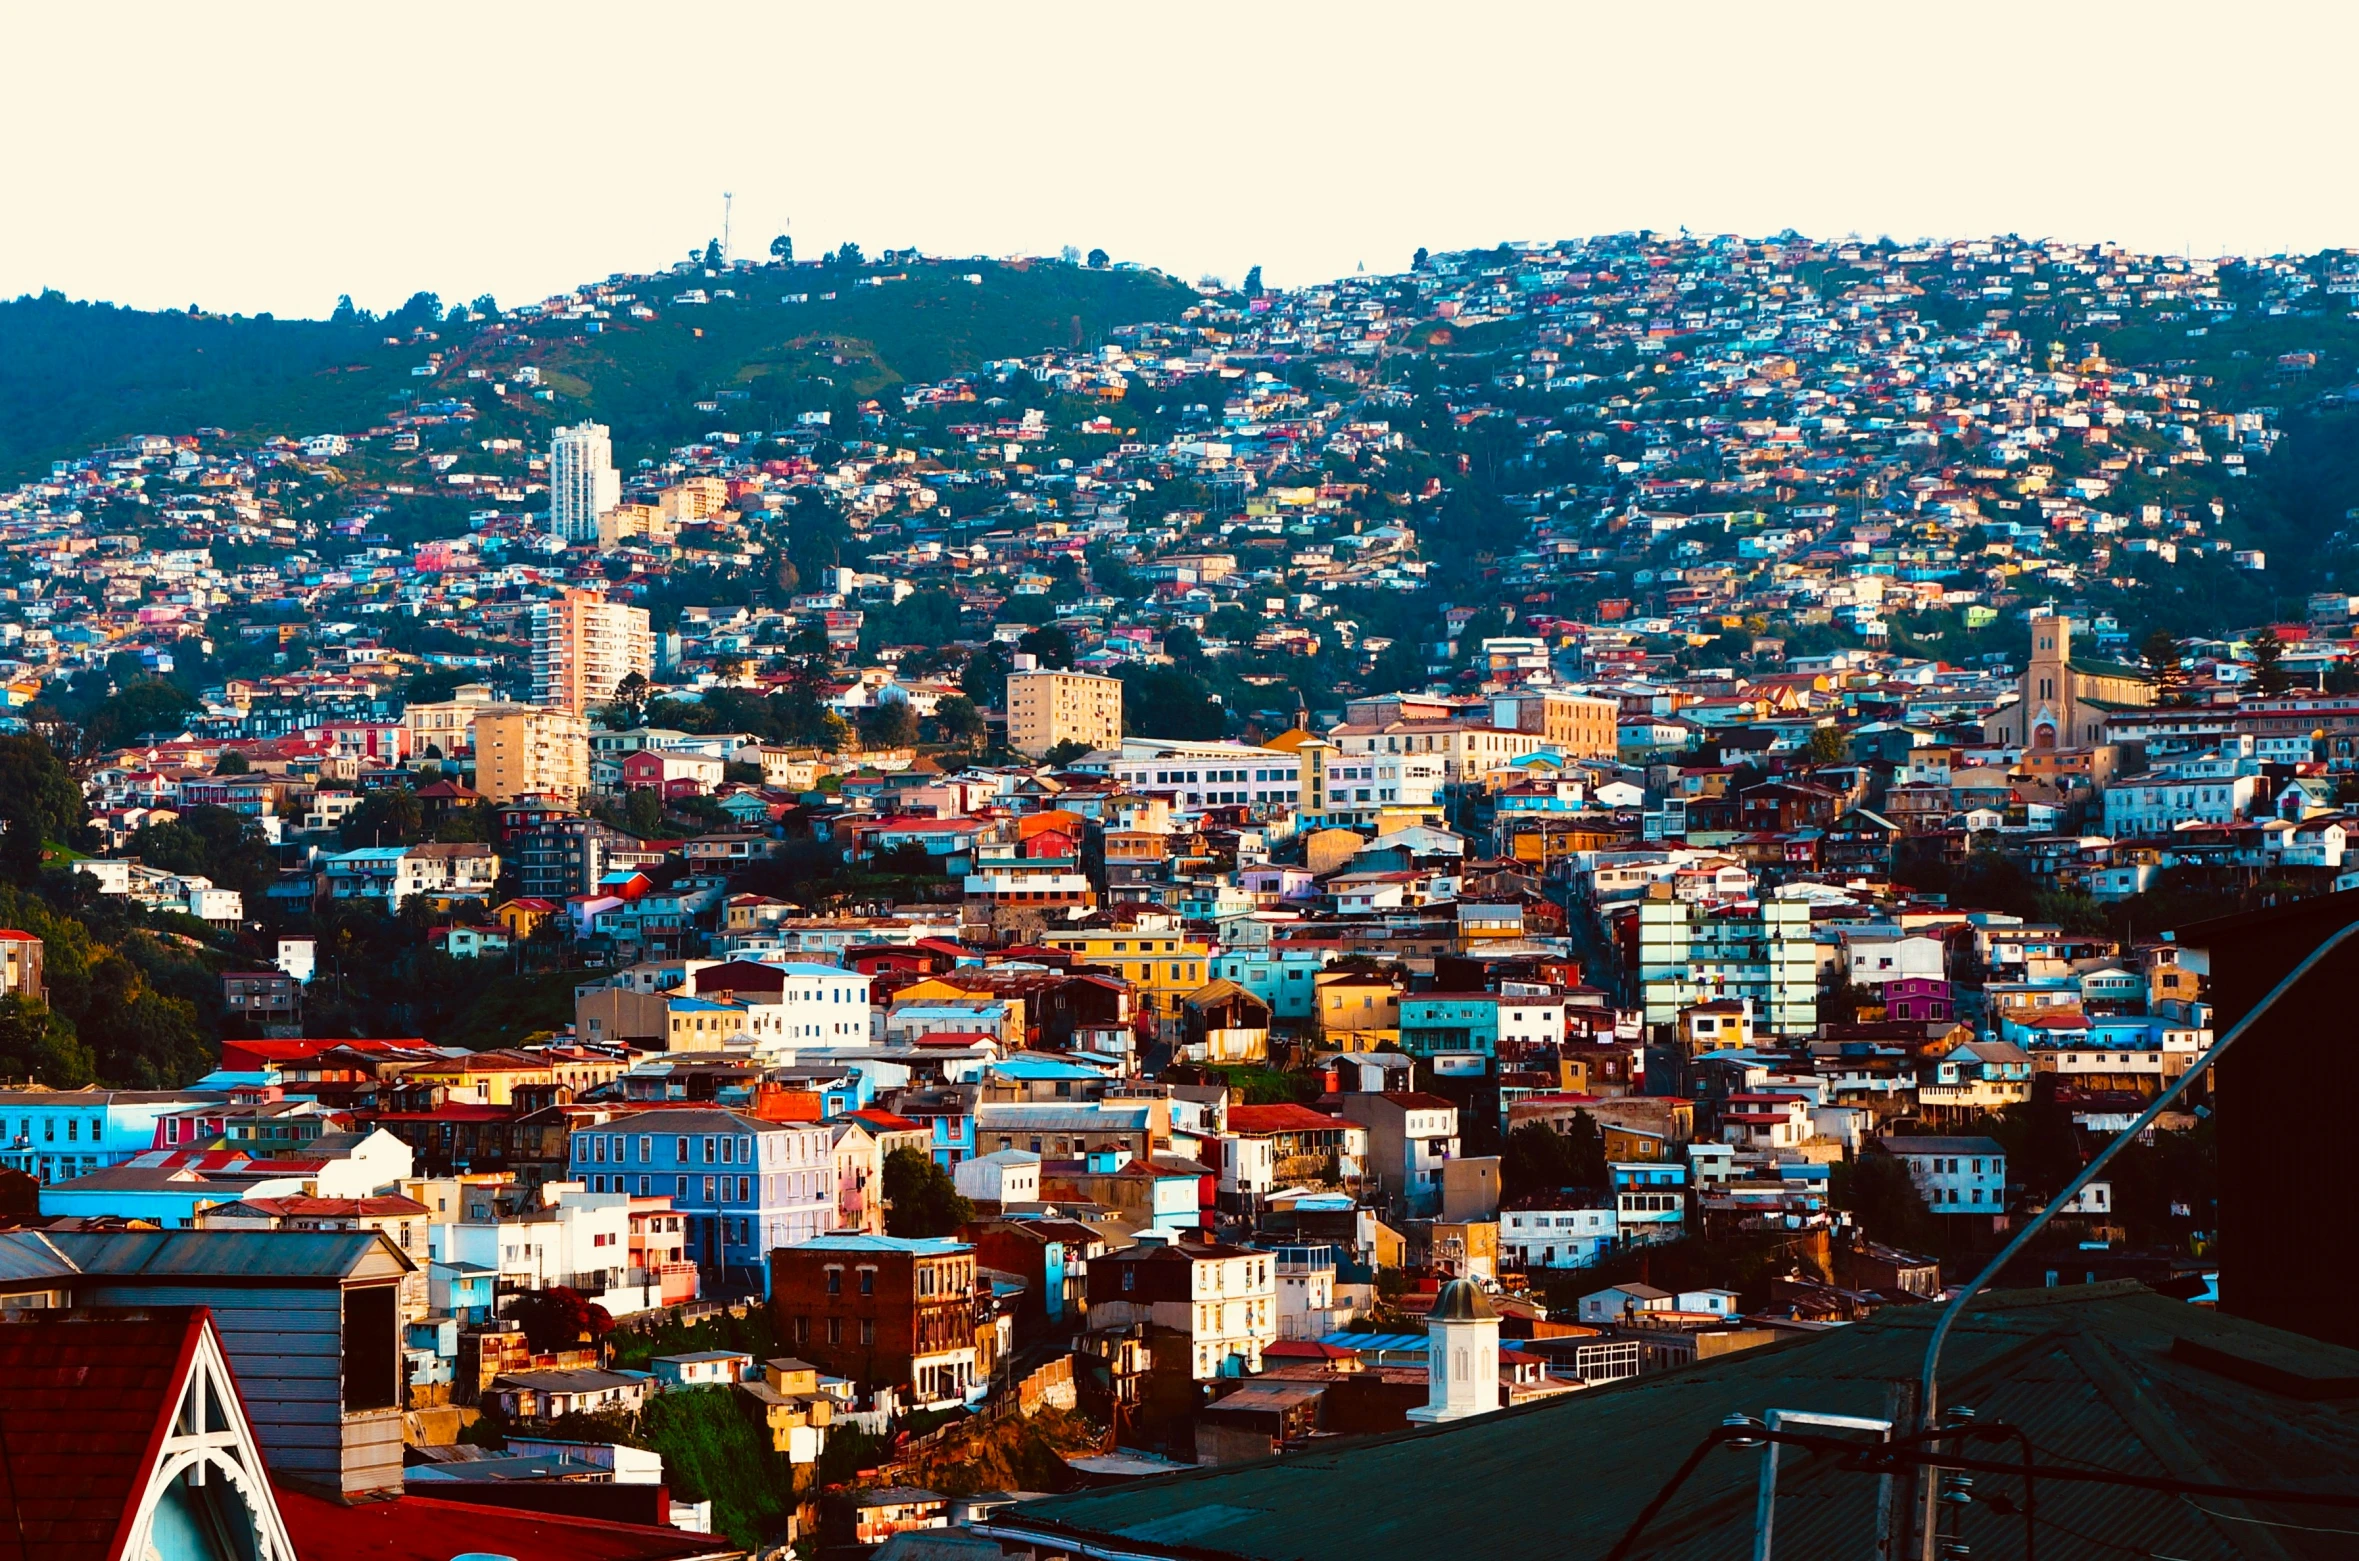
[0,1231,76,1284]
[51,1228,413,1280]
[1002,1285,2359,1561]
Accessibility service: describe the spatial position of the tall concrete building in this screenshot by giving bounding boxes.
[1636,892,1814,1038]
[1007,667,1123,758]
[532,589,653,715]
[470,705,590,805]
[548,422,621,544]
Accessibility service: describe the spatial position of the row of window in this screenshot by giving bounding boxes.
[8,1117,105,1144]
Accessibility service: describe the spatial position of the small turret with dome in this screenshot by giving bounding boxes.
[1408,1278,1501,1424]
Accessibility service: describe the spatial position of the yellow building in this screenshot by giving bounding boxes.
[1008,669,1123,759]
[472,705,590,804]
[1313,969,1402,1050]
[1042,924,1209,1022]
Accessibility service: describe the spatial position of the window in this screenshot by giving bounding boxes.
[827,1268,842,1294]
[342,1285,400,1411]
[827,1317,842,1345]
[860,1318,876,1344]
[677,1136,690,1161]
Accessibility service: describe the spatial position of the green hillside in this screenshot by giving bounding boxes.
[0,259,1194,480]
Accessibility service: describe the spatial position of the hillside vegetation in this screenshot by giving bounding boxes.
[0,259,1194,480]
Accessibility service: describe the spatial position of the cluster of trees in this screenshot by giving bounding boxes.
[1500,1115,1608,1201]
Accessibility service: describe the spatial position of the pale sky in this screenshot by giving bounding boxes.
[5,1,2354,318]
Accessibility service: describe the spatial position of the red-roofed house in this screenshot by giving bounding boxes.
[0,1305,296,1561]
[1221,1105,1368,1187]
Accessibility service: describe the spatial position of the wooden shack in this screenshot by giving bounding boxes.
[51,1228,414,1497]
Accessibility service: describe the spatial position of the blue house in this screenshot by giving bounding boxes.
[0,1087,227,1186]
[566,1108,835,1288]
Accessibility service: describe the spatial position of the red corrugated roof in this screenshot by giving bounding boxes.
[0,1306,203,1561]
[1226,1104,1349,1134]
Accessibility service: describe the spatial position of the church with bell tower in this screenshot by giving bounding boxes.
[1983,609,2155,750]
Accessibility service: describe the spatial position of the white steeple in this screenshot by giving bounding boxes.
[1408,1277,1500,1424]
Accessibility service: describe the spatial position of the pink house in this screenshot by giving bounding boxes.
[1884,976,1954,1023]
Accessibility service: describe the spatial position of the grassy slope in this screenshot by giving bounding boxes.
[0,261,1195,482]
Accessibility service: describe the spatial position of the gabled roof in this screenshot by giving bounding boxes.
[0,1306,294,1561]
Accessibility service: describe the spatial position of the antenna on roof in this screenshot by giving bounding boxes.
[722,192,734,264]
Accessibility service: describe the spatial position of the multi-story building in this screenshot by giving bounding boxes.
[1880,1135,2008,1223]
[1007,668,1123,758]
[1397,992,1566,1060]
[315,841,498,908]
[566,1110,834,1281]
[1072,739,1306,811]
[1084,1234,1277,1380]
[768,1233,982,1407]
[1324,719,1551,785]
[1340,1092,1460,1217]
[1491,689,1621,757]
[509,813,657,900]
[1040,921,1210,1029]
[548,422,621,544]
[1501,1201,1621,1270]
[531,589,653,715]
[1636,894,1815,1038]
[401,683,502,760]
[0,1089,226,1186]
[472,705,591,805]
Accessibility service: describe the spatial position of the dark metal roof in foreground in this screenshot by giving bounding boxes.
[993,1284,2359,1561]
[49,1228,414,1279]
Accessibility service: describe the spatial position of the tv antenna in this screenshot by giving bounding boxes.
[722,192,734,263]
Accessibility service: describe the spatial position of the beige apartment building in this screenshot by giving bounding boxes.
[1008,669,1123,758]
[471,705,590,804]
[532,588,653,715]
[1491,689,1621,758]
[402,682,502,760]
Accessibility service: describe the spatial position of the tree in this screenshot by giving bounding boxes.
[624,787,665,838]
[1118,667,1224,740]
[0,735,87,878]
[1016,625,1075,670]
[882,1147,971,1238]
[1413,247,1430,269]
[1086,248,1109,269]
[1242,265,1264,298]
[961,645,1012,710]
[702,238,723,268]
[1804,723,1850,765]
[339,788,424,849]
[2250,626,2292,697]
[833,241,865,267]
[857,700,918,751]
[213,749,250,776]
[1163,624,1205,668]
[605,672,650,732]
[769,234,793,263]
[505,1287,616,1356]
[1838,1151,1939,1252]
[934,695,986,754]
[1042,739,1095,767]
[2139,628,2185,706]
[0,995,92,1088]
[1500,1115,1607,1200]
